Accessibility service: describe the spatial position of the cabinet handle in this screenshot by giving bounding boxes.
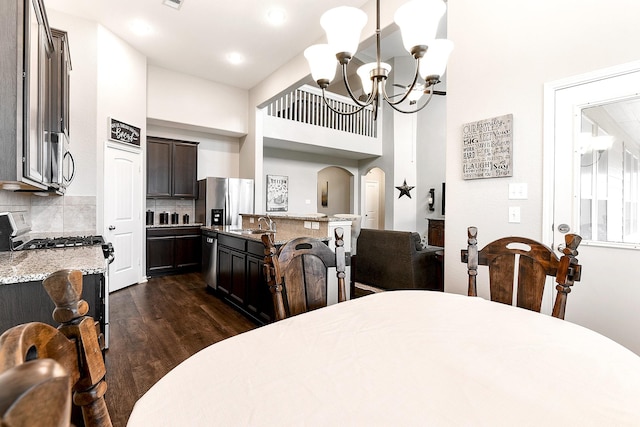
[108,225,116,230]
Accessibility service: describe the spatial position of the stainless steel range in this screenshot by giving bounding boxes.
[0,211,114,348]
[17,235,106,250]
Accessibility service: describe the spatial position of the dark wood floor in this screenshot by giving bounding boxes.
[104,273,257,427]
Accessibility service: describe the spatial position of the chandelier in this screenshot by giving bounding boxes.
[304,0,453,119]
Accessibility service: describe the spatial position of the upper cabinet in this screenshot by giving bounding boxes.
[0,0,72,194]
[49,28,71,138]
[147,136,198,198]
[0,0,53,191]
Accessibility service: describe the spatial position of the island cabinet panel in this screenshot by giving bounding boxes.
[215,234,274,324]
[146,227,201,277]
[0,274,104,336]
[245,254,274,323]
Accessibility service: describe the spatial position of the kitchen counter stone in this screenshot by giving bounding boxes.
[146,223,203,229]
[0,246,106,285]
[201,226,330,246]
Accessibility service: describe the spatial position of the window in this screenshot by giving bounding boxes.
[579,101,640,244]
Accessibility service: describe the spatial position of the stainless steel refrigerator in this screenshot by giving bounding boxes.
[195,177,254,228]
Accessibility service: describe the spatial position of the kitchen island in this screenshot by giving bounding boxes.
[202,214,354,324]
[0,246,106,335]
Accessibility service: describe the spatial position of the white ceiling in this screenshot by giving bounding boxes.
[44,0,370,90]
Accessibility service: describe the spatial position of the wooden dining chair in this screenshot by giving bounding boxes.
[0,359,71,427]
[460,226,582,319]
[262,228,347,320]
[0,269,112,427]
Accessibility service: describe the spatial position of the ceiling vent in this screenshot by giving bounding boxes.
[162,0,183,10]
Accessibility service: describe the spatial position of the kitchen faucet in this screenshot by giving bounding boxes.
[257,215,276,232]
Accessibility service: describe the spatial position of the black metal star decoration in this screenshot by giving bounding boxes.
[395,179,415,199]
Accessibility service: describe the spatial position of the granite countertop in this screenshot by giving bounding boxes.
[240,213,355,222]
[0,246,106,285]
[146,223,203,229]
[201,226,330,245]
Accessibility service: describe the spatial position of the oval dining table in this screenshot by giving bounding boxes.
[127,291,640,426]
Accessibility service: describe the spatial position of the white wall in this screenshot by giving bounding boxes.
[445,0,640,353]
[147,124,240,180]
[46,11,98,197]
[263,147,359,215]
[147,65,248,137]
[416,87,447,236]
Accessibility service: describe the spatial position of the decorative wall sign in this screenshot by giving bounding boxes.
[395,179,414,199]
[109,117,141,146]
[266,175,288,212]
[462,113,513,179]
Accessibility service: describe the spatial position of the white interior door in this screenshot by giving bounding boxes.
[364,181,379,229]
[105,142,142,292]
[545,62,640,354]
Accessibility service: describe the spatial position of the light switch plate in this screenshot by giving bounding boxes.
[508,183,528,200]
[508,206,521,223]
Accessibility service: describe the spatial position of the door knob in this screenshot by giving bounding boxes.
[108,225,116,230]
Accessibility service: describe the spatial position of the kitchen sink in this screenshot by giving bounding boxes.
[230,228,273,235]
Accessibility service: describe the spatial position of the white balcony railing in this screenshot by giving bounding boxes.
[265,85,377,138]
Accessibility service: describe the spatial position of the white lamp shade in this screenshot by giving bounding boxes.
[304,44,338,83]
[357,62,391,94]
[394,0,446,54]
[419,39,454,80]
[320,6,367,57]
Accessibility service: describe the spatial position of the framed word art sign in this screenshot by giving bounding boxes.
[462,113,513,180]
[109,118,141,147]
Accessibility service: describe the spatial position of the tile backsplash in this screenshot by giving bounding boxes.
[146,199,195,225]
[0,191,197,233]
[0,191,96,234]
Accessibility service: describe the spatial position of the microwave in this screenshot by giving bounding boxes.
[49,132,74,193]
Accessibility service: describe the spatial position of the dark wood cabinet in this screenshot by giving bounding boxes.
[147,137,198,198]
[428,219,445,247]
[49,28,71,137]
[0,0,52,190]
[0,274,104,337]
[216,234,274,324]
[146,226,202,277]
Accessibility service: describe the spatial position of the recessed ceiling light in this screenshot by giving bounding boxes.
[130,19,153,36]
[162,0,183,10]
[267,7,286,26]
[226,52,245,65]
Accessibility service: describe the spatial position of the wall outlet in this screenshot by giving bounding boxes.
[311,221,320,230]
[305,199,311,205]
[249,217,254,223]
[304,221,311,229]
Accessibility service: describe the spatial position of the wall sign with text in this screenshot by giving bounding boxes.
[462,113,513,180]
[109,118,141,146]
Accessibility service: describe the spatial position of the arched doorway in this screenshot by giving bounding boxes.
[316,166,353,215]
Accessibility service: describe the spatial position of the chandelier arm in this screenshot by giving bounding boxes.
[381,58,422,106]
[341,63,373,107]
[385,88,436,114]
[321,88,371,116]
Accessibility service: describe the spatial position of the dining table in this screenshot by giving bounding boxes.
[127,291,640,426]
